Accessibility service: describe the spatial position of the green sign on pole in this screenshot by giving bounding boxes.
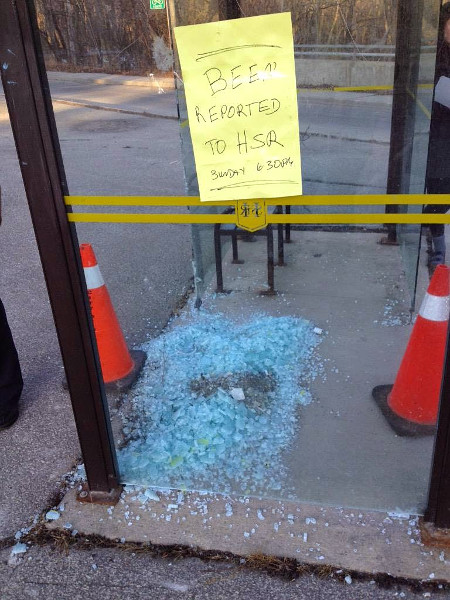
[150,0,165,8]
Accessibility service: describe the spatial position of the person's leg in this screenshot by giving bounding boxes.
[0,297,23,429]
[424,178,450,268]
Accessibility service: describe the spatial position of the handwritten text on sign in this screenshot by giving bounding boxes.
[174,13,302,202]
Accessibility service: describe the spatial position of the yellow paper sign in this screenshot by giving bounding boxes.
[174,13,302,202]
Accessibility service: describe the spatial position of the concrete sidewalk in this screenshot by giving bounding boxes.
[37,228,450,586]
[0,108,80,541]
[4,545,444,600]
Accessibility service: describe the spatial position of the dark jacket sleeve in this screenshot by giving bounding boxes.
[427,44,450,181]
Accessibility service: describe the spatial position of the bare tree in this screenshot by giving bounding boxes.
[35,0,404,75]
[36,0,170,73]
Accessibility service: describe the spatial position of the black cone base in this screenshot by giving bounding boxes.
[105,349,147,393]
[372,384,436,437]
[62,350,146,394]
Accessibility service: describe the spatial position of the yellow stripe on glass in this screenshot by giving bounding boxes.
[64,195,450,226]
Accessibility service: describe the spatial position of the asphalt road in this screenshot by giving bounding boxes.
[48,76,432,198]
[46,81,193,347]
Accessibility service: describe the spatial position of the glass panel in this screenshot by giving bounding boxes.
[168,2,233,300]
[396,0,441,305]
[36,0,194,470]
[35,0,445,514]
[156,0,439,511]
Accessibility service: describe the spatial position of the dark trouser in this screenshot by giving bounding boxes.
[424,177,450,237]
[0,298,23,416]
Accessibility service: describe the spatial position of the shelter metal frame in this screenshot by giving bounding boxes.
[2,0,450,531]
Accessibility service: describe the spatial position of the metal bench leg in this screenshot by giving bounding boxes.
[214,224,225,293]
[232,229,244,264]
[277,223,285,266]
[285,205,291,243]
[275,205,285,266]
[261,225,276,296]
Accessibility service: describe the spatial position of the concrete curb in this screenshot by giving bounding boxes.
[47,70,175,90]
[52,97,178,120]
[47,487,450,583]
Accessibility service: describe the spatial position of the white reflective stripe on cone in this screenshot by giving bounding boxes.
[419,292,450,322]
[83,265,105,290]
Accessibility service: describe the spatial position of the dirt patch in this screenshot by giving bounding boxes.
[190,372,277,413]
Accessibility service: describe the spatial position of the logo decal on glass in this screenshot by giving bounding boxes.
[236,200,267,232]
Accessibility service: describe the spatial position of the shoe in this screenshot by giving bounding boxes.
[0,407,19,430]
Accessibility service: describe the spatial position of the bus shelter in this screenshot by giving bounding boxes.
[2,0,450,541]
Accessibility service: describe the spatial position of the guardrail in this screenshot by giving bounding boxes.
[294,44,436,60]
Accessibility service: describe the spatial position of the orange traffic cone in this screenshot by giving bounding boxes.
[80,243,146,391]
[373,264,450,436]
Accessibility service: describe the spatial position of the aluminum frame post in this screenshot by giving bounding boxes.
[385,0,424,244]
[424,315,450,531]
[0,0,121,502]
